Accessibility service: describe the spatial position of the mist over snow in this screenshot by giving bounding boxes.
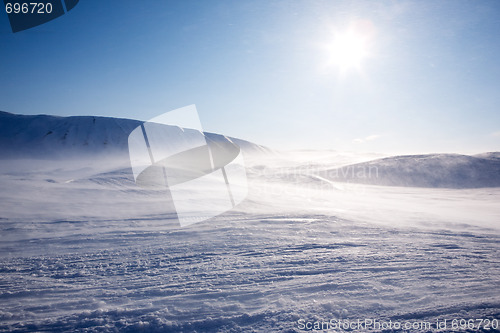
[0,112,499,332]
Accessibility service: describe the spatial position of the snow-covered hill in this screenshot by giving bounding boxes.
[0,111,271,160]
[475,151,500,161]
[0,111,139,159]
[321,153,500,189]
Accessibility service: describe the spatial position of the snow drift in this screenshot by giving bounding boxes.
[0,111,499,332]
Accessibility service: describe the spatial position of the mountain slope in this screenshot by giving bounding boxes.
[0,111,271,159]
[321,153,500,188]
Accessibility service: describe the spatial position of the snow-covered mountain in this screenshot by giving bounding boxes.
[0,111,271,159]
[0,111,139,159]
[474,151,500,161]
[322,153,500,188]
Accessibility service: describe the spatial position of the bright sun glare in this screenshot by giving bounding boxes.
[324,21,374,74]
[328,30,368,71]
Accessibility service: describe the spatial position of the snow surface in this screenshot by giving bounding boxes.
[0,112,499,332]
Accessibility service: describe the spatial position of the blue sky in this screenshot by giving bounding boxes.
[1,0,499,154]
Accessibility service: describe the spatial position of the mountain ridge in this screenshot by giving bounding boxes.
[321,153,500,188]
[0,111,271,159]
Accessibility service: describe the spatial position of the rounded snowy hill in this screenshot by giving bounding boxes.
[322,153,500,188]
[0,111,141,159]
[0,111,270,160]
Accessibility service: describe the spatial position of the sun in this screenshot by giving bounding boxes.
[323,21,375,74]
[328,30,368,72]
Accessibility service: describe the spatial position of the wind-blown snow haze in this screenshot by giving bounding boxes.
[0,112,499,332]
